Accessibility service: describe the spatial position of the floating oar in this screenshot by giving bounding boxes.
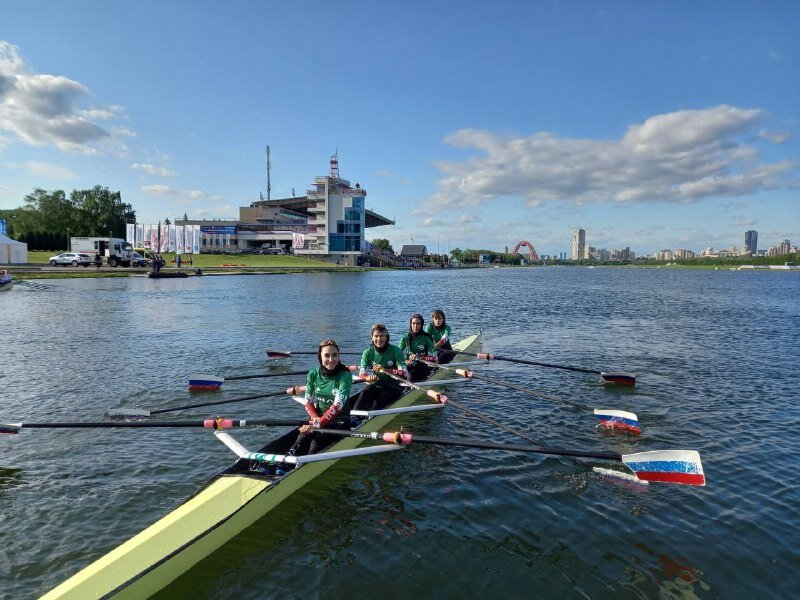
[444,350,635,386]
[422,361,640,434]
[107,389,296,418]
[1,418,307,434]
[189,366,358,391]
[315,428,705,486]
[266,349,361,359]
[188,370,308,391]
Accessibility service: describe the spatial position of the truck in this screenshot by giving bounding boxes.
[70,237,136,267]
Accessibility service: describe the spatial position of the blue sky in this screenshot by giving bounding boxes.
[1,1,797,256]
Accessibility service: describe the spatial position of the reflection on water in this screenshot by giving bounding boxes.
[1,269,798,598]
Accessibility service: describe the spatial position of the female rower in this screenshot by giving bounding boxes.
[288,339,353,456]
[425,309,453,364]
[399,313,437,381]
[352,323,408,413]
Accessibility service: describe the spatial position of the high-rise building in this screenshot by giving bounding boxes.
[744,230,758,255]
[572,229,585,260]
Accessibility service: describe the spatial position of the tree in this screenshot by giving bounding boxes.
[372,238,394,254]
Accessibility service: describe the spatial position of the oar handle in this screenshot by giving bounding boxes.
[375,366,447,403]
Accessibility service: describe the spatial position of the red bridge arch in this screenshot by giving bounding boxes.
[512,241,539,261]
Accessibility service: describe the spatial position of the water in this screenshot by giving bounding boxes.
[1,268,798,598]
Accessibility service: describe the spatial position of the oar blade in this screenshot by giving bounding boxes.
[600,371,636,386]
[622,450,705,486]
[265,349,292,359]
[0,422,22,434]
[593,409,641,434]
[106,408,151,418]
[187,374,224,391]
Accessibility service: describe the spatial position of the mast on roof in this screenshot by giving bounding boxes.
[265,145,271,201]
[330,150,339,178]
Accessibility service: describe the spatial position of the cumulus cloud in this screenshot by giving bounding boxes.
[427,105,797,210]
[0,41,132,153]
[142,184,174,196]
[132,162,178,177]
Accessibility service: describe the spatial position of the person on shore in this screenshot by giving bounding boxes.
[352,324,408,413]
[425,309,453,364]
[176,254,182,268]
[95,253,102,269]
[288,339,353,456]
[189,254,193,267]
[399,313,437,381]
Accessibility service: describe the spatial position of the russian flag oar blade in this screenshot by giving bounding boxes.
[187,374,225,391]
[622,450,706,486]
[593,409,641,434]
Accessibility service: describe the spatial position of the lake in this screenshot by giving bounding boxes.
[1,267,798,598]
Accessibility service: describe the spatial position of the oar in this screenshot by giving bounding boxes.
[444,350,635,386]
[314,428,705,486]
[266,349,361,359]
[107,388,298,418]
[422,360,640,434]
[188,366,358,391]
[188,370,308,391]
[1,418,307,434]
[371,366,448,404]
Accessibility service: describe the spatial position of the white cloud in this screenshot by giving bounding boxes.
[0,41,133,153]
[25,160,77,179]
[132,162,178,177]
[142,184,174,196]
[758,129,789,144]
[427,105,797,210]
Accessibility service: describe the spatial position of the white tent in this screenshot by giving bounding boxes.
[0,233,28,265]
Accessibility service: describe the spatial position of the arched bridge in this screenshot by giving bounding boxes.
[512,241,539,261]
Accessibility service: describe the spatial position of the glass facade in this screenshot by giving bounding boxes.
[328,193,365,252]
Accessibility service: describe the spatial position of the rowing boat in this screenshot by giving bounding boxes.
[42,333,482,599]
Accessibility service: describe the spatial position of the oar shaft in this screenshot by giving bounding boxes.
[225,370,307,381]
[150,390,289,414]
[315,428,621,461]
[452,350,601,375]
[7,419,306,430]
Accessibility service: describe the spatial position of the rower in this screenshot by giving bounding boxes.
[287,339,353,456]
[352,324,408,413]
[399,313,437,381]
[425,309,453,364]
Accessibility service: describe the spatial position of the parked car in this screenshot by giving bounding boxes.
[49,252,92,267]
[130,252,150,267]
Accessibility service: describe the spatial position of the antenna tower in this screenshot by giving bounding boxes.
[265,145,272,201]
[330,150,339,178]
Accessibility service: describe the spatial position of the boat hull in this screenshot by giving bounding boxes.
[42,333,482,599]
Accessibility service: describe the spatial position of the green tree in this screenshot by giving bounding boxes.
[71,186,136,237]
[372,238,394,254]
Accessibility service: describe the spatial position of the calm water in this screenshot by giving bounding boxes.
[1,268,798,599]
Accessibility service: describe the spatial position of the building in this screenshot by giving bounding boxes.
[572,229,585,260]
[400,244,428,267]
[744,230,758,255]
[175,155,394,265]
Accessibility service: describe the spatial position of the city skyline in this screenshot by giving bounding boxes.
[1,2,798,256]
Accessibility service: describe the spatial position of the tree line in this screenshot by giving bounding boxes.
[0,186,136,251]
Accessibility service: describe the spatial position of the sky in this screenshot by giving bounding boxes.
[1,0,798,256]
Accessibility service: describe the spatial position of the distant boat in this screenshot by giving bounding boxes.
[0,269,12,291]
[147,270,190,279]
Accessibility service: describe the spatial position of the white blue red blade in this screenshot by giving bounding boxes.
[622,450,705,486]
[600,371,636,386]
[187,374,224,391]
[265,350,291,359]
[593,409,641,433]
[0,422,22,434]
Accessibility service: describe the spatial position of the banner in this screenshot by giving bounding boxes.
[1,219,8,235]
[150,224,159,251]
[135,223,144,247]
[126,223,135,244]
[192,225,201,254]
[292,232,305,249]
[160,224,170,253]
[175,226,184,255]
[168,225,176,252]
[225,233,231,248]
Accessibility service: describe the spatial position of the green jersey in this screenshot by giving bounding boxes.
[424,323,451,348]
[360,344,408,381]
[304,366,352,417]
[398,331,437,359]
